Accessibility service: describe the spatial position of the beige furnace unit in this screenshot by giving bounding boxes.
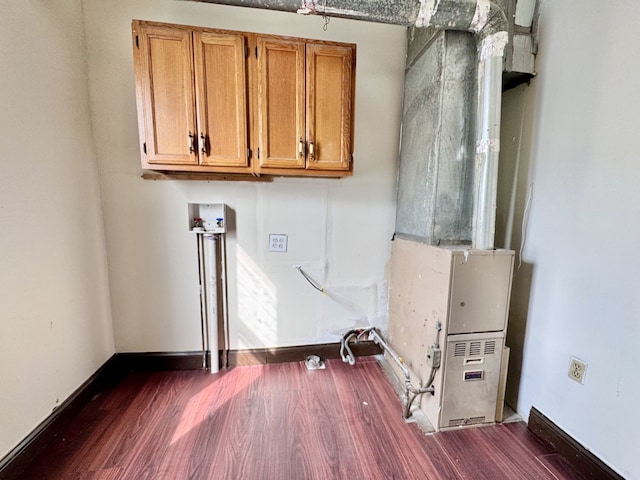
[387,236,514,430]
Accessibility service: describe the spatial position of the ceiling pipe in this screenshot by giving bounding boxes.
[193,0,508,249]
[193,0,421,25]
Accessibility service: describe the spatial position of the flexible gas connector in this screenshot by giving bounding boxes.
[340,324,442,420]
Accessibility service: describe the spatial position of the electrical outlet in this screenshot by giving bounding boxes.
[568,357,587,384]
[268,234,288,252]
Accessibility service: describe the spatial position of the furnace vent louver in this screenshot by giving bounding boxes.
[484,340,496,355]
[470,341,482,356]
[453,340,497,358]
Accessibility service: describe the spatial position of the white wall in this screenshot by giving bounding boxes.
[81,0,406,352]
[497,1,640,477]
[0,1,115,459]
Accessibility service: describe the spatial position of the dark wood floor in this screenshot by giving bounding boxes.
[18,357,584,479]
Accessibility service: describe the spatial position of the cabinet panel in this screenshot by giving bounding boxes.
[136,25,197,165]
[257,38,305,169]
[306,44,353,171]
[194,32,248,167]
[133,21,355,178]
[448,252,513,334]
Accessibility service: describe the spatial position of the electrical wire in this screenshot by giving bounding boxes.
[404,367,437,418]
[295,266,326,294]
[515,183,534,276]
[322,0,330,30]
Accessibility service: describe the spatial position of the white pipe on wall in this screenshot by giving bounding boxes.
[204,234,219,373]
[472,31,508,249]
[220,233,230,369]
[197,234,208,369]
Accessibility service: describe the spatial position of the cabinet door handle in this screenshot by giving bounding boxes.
[200,133,207,155]
[188,132,195,154]
[298,138,304,158]
[309,141,315,160]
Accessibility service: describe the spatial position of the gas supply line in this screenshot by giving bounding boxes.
[340,322,442,419]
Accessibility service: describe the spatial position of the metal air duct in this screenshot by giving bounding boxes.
[192,0,509,249]
[416,1,508,250]
[192,0,421,25]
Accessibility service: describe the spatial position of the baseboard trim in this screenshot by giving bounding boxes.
[0,354,123,480]
[227,340,382,367]
[0,351,203,479]
[0,344,381,478]
[117,351,206,371]
[116,343,382,370]
[528,407,624,480]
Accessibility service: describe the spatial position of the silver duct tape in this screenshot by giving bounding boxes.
[469,0,490,33]
[476,138,500,153]
[479,30,508,60]
[320,6,370,18]
[297,0,315,14]
[415,0,436,27]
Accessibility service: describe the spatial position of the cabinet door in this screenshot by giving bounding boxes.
[306,44,354,171]
[194,32,249,168]
[134,24,197,166]
[257,37,305,169]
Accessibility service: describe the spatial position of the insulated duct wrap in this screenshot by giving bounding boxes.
[416,0,507,38]
[194,0,421,25]
[195,0,507,34]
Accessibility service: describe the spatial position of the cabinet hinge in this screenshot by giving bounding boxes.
[136,35,139,48]
[247,148,251,159]
[245,45,249,58]
[143,142,147,154]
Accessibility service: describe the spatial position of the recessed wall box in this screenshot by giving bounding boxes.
[188,203,227,233]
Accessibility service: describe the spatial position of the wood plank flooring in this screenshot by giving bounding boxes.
[17,357,584,480]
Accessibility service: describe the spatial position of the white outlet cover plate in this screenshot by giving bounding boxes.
[568,356,587,384]
[269,234,288,252]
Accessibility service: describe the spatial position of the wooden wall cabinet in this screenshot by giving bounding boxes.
[255,38,354,175]
[133,21,250,173]
[132,20,355,178]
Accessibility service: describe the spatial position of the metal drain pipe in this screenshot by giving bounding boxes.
[340,326,439,419]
